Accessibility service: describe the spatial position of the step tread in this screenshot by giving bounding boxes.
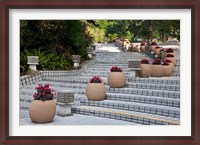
[106,93,180,101]
[73,105,180,125]
[81,99,180,111]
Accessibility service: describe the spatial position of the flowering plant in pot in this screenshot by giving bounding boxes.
[166,53,176,65]
[140,58,152,78]
[133,45,140,52]
[108,66,126,88]
[162,59,173,76]
[165,59,174,70]
[29,84,56,123]
[151,58,163,77]
[140,42,146,52]
[150,42,157,51]
[86,76,106,101]
[154,46,161,56]
[166,48,174,53]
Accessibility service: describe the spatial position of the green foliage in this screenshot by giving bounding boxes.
[20,20,92,74]
[87,20,180,42]
[20,49,72,74]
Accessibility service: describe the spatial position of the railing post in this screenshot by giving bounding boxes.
[72,55,81,68]
[27,56,38,71]
[56,90,74,117]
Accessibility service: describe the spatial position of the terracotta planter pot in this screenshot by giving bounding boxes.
[29,100,56,123]
[140,46,145,52]
[165,52,174,57]
[151,65,163,77]
[140,64,152,78]
[166,57,176,65]
[163,65,173,76]
[150,45,157,51]
[169,62,175,70]
[86,83,106,101]
[154,48,161,56]
[108,72,126,88]
[132,46,140,52]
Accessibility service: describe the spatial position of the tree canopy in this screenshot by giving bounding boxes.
[20,20,180,74]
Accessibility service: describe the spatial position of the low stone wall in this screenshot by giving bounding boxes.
[20,73,42,88]
[39,59,94,78]
[20,59,95,87]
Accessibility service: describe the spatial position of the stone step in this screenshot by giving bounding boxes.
[41,78,180,92]
[20,109,140,125]
[126,82,180,91]
[80,99,180,118]
[171,73,180,76]
[128,77,180,85]
[21,81,180,98]
[105,93,180,108]
[72,106,180,125]
[80,71,130,75]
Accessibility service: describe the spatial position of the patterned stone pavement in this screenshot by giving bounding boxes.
[20,43,180,125]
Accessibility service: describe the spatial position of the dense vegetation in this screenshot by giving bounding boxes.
[20,20,180,74]
[87,20,180,43]
[20,20,93,74]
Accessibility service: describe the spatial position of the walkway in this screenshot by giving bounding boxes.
[20,43,180,125]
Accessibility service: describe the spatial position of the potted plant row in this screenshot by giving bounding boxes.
[29,84,56,123]
[140,58,174,77]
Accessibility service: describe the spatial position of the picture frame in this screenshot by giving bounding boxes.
[1,0,199,144]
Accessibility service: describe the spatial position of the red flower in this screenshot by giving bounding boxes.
[165,59,172,63]
[163,59,170,65]
[166,54,174,57]
[33,84,55,101]
[90,76,103,83]
[110,66,122,72]
[151,42,157,45]
[152,58,161,65]
[141,58,150,64]
[33,93,37,99]
[141,42,145,46]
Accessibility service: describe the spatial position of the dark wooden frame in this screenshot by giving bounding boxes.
[1,0,199,144]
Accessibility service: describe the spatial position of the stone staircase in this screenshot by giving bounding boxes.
[20,44,180,125]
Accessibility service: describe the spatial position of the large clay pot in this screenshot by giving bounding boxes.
[140,64,152,78]
[29,100,56,123]
[154,48,161,56]
[140,46,145,52]
[169,62,174,71]
[150,45,157,51]
[163,65,173,76]
[108,72,126,88]
[86,83,106,101]
[133,46,140,52]
[165,52,175,58]
[151,65,163,77]
[166,57,176,66]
